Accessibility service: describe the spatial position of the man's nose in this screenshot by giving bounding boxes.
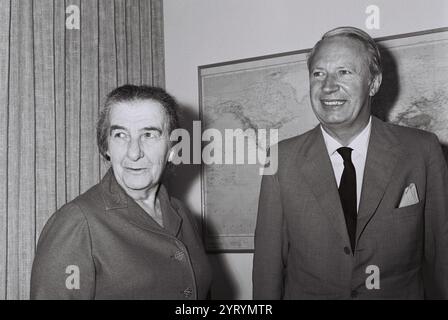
[322,74,339,94]
[127,138,143,161]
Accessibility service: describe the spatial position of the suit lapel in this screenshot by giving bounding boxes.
[126,189,183,238]
[156,185,183,237]
[300,126,351,245]
[356,117,402,242]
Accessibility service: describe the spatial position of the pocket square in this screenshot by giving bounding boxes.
[398,183,419,208]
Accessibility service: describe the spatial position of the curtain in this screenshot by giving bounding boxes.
[0,0,165,300]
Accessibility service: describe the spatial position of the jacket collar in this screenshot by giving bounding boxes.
[100,168,183,237]
[101,168,128,210]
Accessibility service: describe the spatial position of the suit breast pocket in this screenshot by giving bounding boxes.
[391,201,424,219]
[374,200,424,271]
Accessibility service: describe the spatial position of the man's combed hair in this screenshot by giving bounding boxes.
[307,26,382,79]
[97,85,180,161]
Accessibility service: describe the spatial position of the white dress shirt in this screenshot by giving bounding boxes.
[320,117,372,211]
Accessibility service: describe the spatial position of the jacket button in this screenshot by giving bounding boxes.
[351,290,358,299]
[174,250,185,261]
[344,247,351,255]
[183,287,193,298]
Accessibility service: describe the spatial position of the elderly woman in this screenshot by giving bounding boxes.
[30,85,211,299]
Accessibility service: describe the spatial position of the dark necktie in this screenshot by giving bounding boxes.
[337,147,357,254]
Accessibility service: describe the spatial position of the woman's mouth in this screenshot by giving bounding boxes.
[125,167,147,173]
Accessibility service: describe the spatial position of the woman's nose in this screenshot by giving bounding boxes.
[127,138,143,161]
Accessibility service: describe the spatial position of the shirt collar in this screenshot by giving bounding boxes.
[320,116,372,157]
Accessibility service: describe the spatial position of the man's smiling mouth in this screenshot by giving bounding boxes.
[321,99,346,107]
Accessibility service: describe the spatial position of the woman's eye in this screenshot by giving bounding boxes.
[312,71,324,77]
[339,69,352,75]
[143,131,160,139]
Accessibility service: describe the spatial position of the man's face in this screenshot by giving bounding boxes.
[107,99,171,197]
[309,36,381,132]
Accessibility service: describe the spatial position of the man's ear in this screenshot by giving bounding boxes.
[369,73,382,97]
[167,148,175,163]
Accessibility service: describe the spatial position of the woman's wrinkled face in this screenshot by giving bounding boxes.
[107,99,171,198]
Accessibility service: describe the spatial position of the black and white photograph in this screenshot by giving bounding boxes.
[0,0,447,308]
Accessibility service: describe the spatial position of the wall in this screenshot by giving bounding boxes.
[163,0,448,299]
[0,0,164,300]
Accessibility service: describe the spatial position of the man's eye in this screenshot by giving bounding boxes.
[114,132,127,139]
[312,71,324,77]
[339,69,352,75]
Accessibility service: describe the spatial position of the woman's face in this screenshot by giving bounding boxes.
[106,99,171,198]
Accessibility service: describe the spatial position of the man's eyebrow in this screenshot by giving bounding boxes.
[337,64,355,68]
[110,125,127,132]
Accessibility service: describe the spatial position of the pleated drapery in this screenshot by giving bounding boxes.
[0,0,165,300]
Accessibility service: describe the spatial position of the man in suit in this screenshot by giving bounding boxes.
[252,26,448,299]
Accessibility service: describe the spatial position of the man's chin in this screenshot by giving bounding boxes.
[320,116,350,127]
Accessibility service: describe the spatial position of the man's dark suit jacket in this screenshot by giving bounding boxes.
[253,117,448,299]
